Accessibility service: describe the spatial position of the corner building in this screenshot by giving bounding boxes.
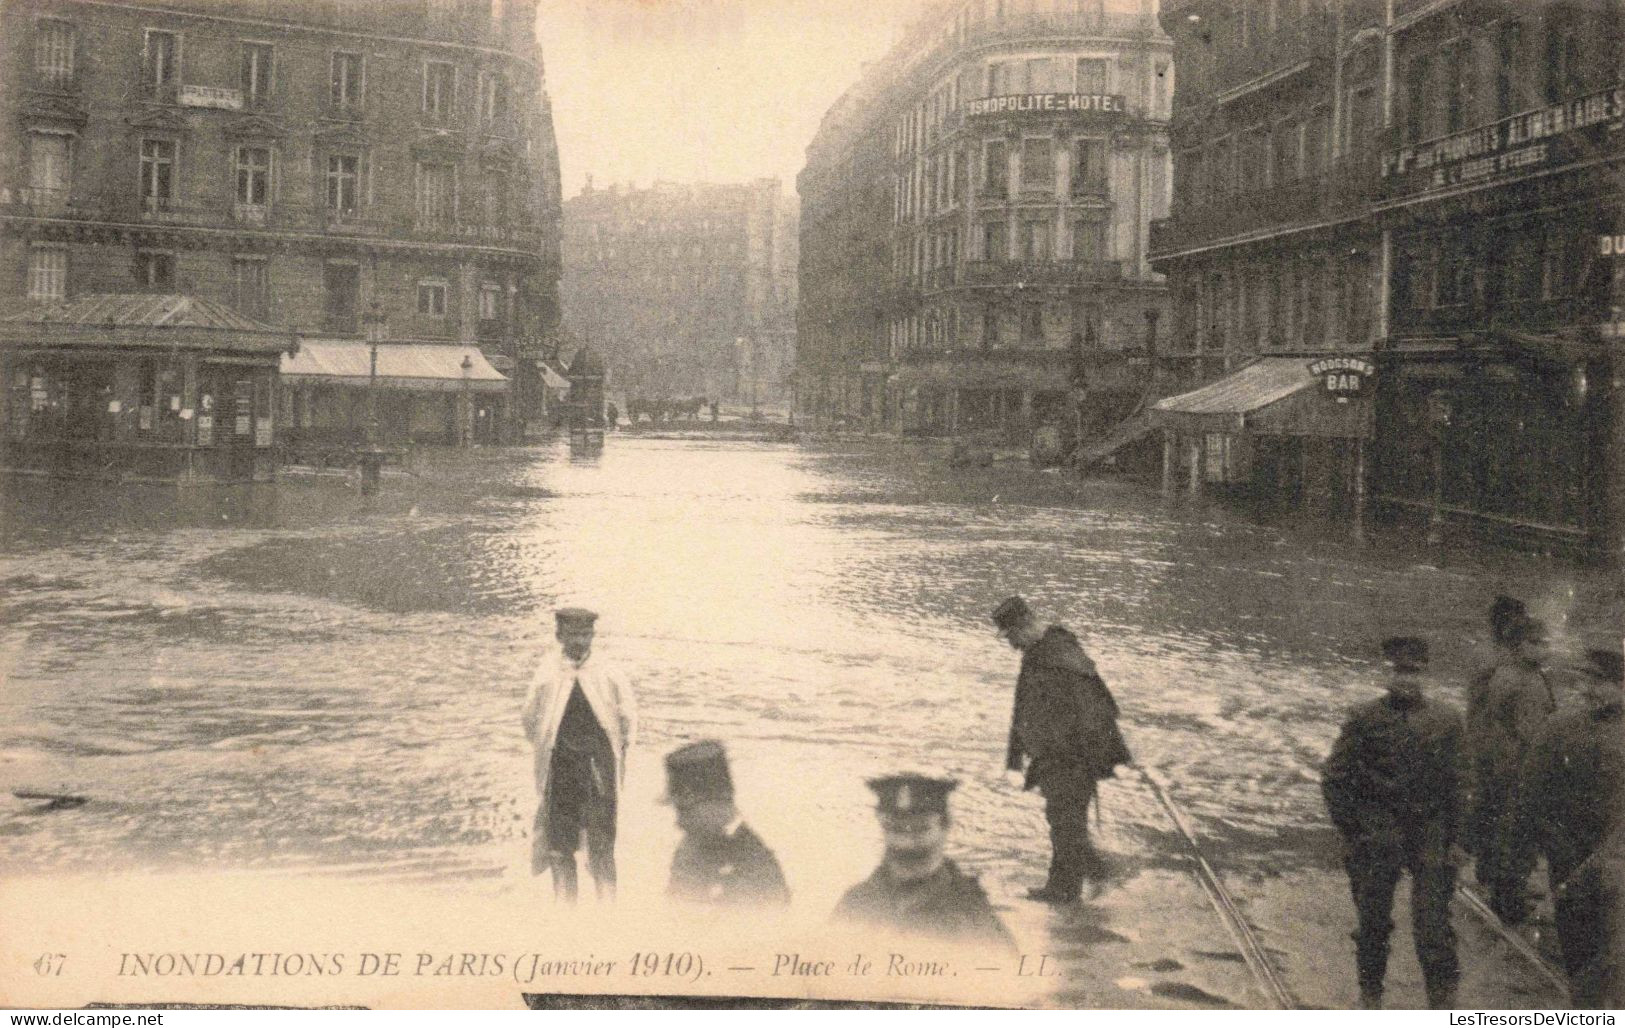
[799,0,1173,444]
[0,0,563,472]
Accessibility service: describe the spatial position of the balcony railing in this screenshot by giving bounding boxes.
[323,311,360,335]
[1391,296,1608,339]
[34,67,78,91]
[962,259,1122,287]
[898,346,1072,367]
[0,187,71,215]
[1150,153,1379,256]
[1211,15,1327,96]
[140,81,179,104]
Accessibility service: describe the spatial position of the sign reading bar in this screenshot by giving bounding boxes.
[179,84,244,110]
[1307,356,1373,400]
[964,93,1124,117]
[1381,84,1624,198]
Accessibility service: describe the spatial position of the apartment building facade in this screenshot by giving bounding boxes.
[1151,0,1624,552]
[798,0,1173,445]
[0,0,562,478]
[561,178,797,406]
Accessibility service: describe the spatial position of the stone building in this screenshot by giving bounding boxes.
[0,0,563,478]
[1151,0,1624,553]
[797,0,1173,445]
[560,178,798,407]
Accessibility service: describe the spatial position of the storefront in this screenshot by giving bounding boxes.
[1152,356,1375,528]
[279,340,508,450]
[0,294,291,485]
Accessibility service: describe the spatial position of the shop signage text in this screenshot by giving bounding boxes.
[1307,357,1373,399]
[179,85,243,110]
[1381,83,1624,198]
[964,93,1125,117]
[1600,233,1625,256]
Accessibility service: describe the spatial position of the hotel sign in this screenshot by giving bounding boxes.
[1382,84,1625,199]
[1307,357,1373,400]
[964,93,1125,118]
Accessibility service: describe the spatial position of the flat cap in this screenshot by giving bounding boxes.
[990,595,1033,632]
[554,607,598,627]
[868,774,957,817]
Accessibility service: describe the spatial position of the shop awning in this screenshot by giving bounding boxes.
[1151,357,1371,438]
[0,293,295,356]
[536,361,571,390]
[281,340,508,393]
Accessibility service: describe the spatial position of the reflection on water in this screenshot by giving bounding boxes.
[1,438,1617,900]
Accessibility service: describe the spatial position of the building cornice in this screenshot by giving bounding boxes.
[51,0,540,73]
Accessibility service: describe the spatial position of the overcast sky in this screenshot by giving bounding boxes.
[536,0,922,200]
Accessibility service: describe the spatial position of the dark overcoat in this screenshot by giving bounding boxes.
[1006,626,1132,789]
[832,859,1015,951]
[668,821,791,907]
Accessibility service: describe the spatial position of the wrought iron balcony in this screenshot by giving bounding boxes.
[1210,15,1330,97]
[961,259,1123,288]
[1150,153,1378,257]
[0,187,72,215]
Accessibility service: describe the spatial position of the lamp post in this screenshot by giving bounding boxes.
[358,300,388,496]
[361,301,387,447]
[460,352,473,448]
[1425,389,1452,546]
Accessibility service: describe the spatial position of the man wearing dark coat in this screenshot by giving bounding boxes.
[1465,594,1526,858]
[1511,647,1624,1000]
[832,774,1015,951]
[662,740,790,907]
[992,595,1132,904]
[1322,636,1464,1010]
[1560,820,1625,1009]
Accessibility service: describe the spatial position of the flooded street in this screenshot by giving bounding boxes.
[1,437,1616,1007]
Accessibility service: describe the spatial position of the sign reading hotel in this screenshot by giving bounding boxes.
[1307,356,1373,400]
[965,93,1125,117]
[179,84,244,110]
[1382,84,1624,198]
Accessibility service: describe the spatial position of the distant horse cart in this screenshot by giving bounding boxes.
[625,396,707,424]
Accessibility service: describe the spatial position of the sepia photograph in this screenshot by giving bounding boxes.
[0,0,1622,1013]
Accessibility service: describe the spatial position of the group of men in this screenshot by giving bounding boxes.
[521,597,1132,946]
[1321,596,1623,1009]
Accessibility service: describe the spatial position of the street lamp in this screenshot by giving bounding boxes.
[460,352,474,448]
[361,300,387,447]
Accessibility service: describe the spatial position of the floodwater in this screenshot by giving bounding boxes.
[0,437,1616,1007]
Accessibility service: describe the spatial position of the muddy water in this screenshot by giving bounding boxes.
[0,437,1613,1006]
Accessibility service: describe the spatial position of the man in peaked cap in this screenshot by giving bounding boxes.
[1476,614,1558,925]
[1511,645,1624,1001]
[831,774,1015,951]
[663,740,790,907]
[992,594,1132,904]
[522,607,638,903]
[1323,636,1465,1009]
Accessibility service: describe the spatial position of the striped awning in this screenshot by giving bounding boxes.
[281,340,508,393]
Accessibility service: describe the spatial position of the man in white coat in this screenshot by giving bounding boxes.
[522,607,638,902]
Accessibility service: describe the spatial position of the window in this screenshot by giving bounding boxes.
[483,170,508,223]
[143,30,178,92]
[416,162,455,225]
[1076,58,1108,94]
[1020,219,1051,260]
[1271,121,1299,185]
[326,155,359,213]
[29,133,71,200]
[423,61,455,122]
[479,73,505,127]
[232,257,269,319]
[28,247,67,301]
[1496,22,1521,119]
[323,263,359,332]
[35,20,75,87]
[1304,108,1330,179]
[234,146,270,206]
[331,52,363,109]
[1154,60,1169,115]
[1073,138,1107,194]
[479,283,502,320]
[1024,58,1053,93]
[1020,137,1054,192]
[983,220,1008,260]
[1443,43,1470,134]
[1021,304,1042,345]
[1404,54,1429,143]
[139,139,175,210]
[241,42,272,107]
[982,139,1008,196]
[134,252,175,290]
[982,309,999,348]
[1072,219,1106,260]
[1545,20,1582,104]
[987,61,1013,96]
[417,281,448,316]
